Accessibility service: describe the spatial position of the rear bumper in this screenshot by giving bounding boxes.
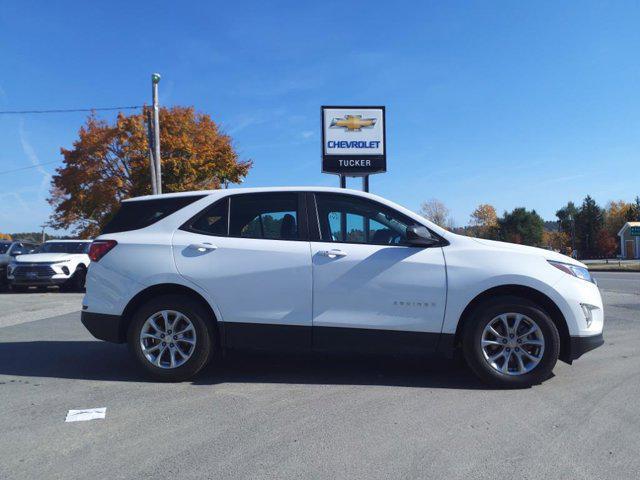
[566,333,604,362]
[81,311,126,343]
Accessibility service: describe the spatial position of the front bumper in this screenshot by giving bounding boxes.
[10,277,68,286]
[8,263,74,286]
[81,311,126,343]
[566,333,604,362]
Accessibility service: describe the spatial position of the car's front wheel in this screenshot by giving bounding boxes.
[61,266,86,292]
[128,294,214,381]
[463,296,560,387]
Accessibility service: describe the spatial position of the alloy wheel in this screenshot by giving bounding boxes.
[481,312,545,376]
[139,310,197,369]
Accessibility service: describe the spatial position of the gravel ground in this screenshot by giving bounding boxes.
[0,290,83,328]
[0,273,638,479]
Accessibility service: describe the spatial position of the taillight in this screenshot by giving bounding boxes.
[89,240,117,262]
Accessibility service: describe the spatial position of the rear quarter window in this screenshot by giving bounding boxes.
[101,196,205,234]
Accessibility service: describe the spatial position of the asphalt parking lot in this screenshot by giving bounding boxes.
[1,273,639,480]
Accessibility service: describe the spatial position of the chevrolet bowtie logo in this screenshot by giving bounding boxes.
[330,115,377,132]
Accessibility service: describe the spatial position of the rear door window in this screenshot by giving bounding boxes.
[183,198,229,236]
[229,193,300,240]
[102,196,205,234]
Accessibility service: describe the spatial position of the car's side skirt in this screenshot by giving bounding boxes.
[222,322,453,357]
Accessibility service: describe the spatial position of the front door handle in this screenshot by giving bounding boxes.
[189,242,217,252]
[320,249,347,259]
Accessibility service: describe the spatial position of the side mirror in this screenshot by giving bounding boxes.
[406,226,440,247]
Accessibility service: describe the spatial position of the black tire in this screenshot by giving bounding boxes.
[462,295,560,388]
[127,294,215,382]
[62,266,86,292]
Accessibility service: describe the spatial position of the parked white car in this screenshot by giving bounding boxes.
[81,187,604,386]
[8,240,92,292]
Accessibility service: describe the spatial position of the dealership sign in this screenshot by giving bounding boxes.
[321,106,386,176]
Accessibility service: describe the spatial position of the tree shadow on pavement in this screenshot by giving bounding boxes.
[0,340,492,390]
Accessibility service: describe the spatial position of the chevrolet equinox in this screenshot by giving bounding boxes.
[81,187,604,386]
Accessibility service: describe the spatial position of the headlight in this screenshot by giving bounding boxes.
[51,262,70,274]
[548,260,594,283]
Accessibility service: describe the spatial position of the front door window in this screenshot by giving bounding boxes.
[315,193,430,246]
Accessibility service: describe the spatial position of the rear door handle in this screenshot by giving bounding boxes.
[189,242,217,252]
[320,249,347,259]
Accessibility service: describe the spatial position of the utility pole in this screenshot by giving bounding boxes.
[151,73,162,194]
[39,224,46,244]
[146,110,158,195]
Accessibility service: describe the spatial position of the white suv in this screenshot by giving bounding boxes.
[9,240,92,292]
[82,187,604,386]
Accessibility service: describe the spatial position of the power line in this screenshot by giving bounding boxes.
[0,160,59,175]
[0,105,143,115]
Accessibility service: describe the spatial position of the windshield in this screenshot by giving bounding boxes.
[0,243,10,254]
[35,242,90,254]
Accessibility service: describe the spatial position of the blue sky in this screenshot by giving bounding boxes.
[1,1,639,233]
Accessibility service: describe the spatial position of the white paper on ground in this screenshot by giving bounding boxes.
[65,407,107,422]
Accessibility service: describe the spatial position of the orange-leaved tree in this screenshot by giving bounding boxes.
[49,106,252,238]
[469,203,499,239]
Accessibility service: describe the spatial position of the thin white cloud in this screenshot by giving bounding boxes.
[225,113,266,135]
[0,191,29,215]
[224,107,289,135]
[536,173,589,186]
[19,120,51,201]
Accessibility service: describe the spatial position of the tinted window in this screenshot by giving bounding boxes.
[23,243,38,253]
[187,198,229,236]
[315,193,428,245]
[0,243,10,254]
[35,242,90,254]
[230,193,299,240]
[102,196,205,234]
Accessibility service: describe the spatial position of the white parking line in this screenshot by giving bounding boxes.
[65,407,106,422]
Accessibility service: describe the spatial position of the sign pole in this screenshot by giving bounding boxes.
[340,175,346,188]
[362,175,369,193]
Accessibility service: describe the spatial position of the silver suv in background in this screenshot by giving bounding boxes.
[0,241,39,290]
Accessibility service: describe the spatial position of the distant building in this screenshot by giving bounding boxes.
[618,222,640,259]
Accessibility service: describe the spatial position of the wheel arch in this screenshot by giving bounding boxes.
[119,283,219,344]
[454,284,571,362]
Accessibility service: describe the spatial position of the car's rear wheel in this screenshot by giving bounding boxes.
[463,296,560,387]
[128,294,214,381]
